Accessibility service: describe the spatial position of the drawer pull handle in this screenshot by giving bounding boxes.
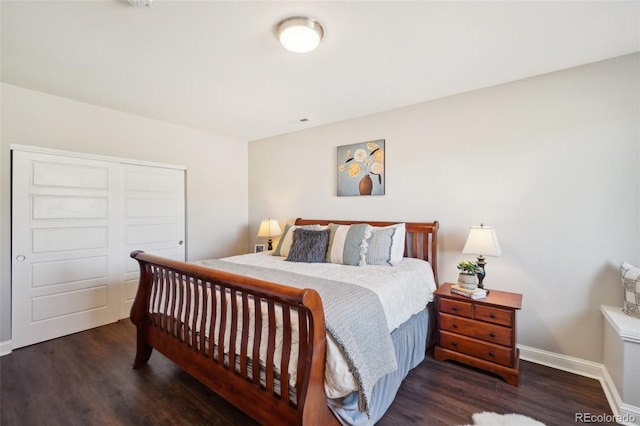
[489,351,495,357]
[490,313,496,319]
[452,306,459,311]
[453,324,458,329]
[489,332,496,338]
[452,342,458,347]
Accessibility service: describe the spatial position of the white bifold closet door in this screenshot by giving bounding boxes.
[11,148,185,349]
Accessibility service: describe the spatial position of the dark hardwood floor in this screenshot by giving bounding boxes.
[1,320,614,425]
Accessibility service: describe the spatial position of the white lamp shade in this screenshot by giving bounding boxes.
[277,17,324,53]
[462,225,502,257]
[257,219,282,238]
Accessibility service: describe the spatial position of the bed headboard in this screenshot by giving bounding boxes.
[294,218,439,286]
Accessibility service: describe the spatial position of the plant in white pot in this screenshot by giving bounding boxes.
[457,260,483,289]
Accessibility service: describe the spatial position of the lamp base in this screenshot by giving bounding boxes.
[267,238,273,251]
[476,255,487,289]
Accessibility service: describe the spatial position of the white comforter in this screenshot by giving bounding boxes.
[214,252,437,398]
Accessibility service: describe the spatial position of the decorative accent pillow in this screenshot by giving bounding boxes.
[273,224,322,257]
[620,261,640,318]
[326,223,371,266]
[365,223,406,266]
[285,229,330,263]
[273,223,295,257]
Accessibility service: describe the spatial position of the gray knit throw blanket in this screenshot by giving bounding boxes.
[198,259,398,416]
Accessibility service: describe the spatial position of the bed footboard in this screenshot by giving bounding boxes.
[129,250,338,426]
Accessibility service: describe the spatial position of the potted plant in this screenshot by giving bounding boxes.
[457,260,483,289]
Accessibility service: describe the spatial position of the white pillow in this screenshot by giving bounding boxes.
[364,223,406,266]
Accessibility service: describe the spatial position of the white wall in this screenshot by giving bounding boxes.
[0,84,249,343]
[249,53,640,363]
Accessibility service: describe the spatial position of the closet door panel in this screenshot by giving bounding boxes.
[121,164,186,319]
[11,151,121,349]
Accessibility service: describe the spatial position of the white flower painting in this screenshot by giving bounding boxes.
[337,139,385,196]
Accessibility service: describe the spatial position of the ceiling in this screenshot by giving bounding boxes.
[2,1,639,142]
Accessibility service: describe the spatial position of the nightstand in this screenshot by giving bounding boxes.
[433,282,523,386]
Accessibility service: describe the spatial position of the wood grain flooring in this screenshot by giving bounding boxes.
[1,320,615,425]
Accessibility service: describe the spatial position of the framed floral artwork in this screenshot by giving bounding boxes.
[337,139,385,196]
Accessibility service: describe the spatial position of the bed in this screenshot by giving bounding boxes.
[129,218,439,425]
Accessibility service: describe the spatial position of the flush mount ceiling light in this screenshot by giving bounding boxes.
[276,17,324,53]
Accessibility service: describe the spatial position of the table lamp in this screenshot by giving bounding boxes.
[257,218,282,251]
[462,224,502,289]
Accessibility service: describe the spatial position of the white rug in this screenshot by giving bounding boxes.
[461,411,546,426]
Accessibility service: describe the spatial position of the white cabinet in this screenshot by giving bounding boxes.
[11,146,185,349]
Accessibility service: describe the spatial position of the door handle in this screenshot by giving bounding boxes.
[179,240,184,245]
[16,255,26,262]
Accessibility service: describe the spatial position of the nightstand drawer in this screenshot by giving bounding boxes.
[438,313,513,346]
[439,331,513,367]
[439,298,472,318]
[475,305,513,327]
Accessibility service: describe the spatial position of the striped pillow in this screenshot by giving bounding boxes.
[365,223,406,266]
[326,223,371,266]
[273,224,321,257]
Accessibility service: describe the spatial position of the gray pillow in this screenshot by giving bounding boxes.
[285,228,330,263]
[364,223,406,266]
[365,227,397,265]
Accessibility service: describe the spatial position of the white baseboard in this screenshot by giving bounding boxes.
[600,366,622,417]
[519,344,639,425]
[601,366,640,425]
[518,344,603,380]
[0,340,12,357]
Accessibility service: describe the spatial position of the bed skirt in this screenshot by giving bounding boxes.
[327,306,429,425]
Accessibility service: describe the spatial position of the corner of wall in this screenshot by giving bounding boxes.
[0,340,12,357]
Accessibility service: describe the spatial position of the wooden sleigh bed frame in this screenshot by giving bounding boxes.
[130,218,439,425]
